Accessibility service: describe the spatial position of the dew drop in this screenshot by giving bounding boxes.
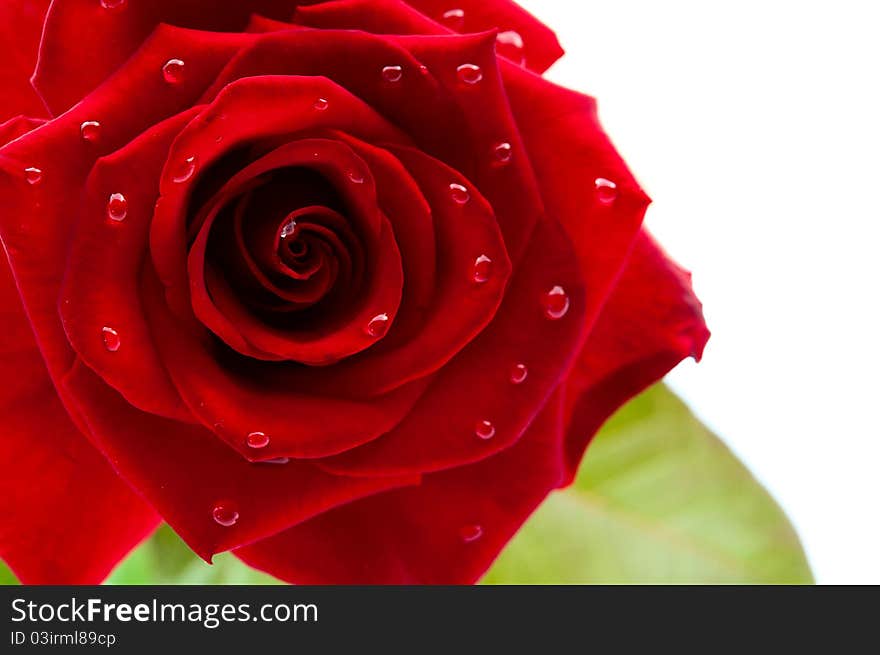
[212,504,239,527]
[263,457,290,465]
[441,8,465,30]
[456,63,483,85]
[80,120,102,143]
[475,420,496,441]
[100,0,127,9]
[419,64,430,76]
[107,192,128,222]
[24,167,42,185]
[172,156,197,184]
[496,30,525,65]
[314,97,329,112]
[102,326,121,352]
[382,65,403,84]
[348,170,365,184]
[246,431,270,449]
[280,218,297,240]
[472,255,493,284]
[449,183,470,205]
[510,363,529,385]
[460,524,483,543]
[366,313,390,338]
[492,141,513,166]
[162,58,185,85]
[594,177,618,205]
[542,285,571,320]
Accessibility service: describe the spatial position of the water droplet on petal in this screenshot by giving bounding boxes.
[457,63,483,85]
[24,167,42,185]
[510,363,529,385]
[473,255,493,284]
[493,141,513,166]
[594,177,618,205]
[366,313,390,338]
[162,58,185,85]
[460,524,483,543]
[419,64,430,76]
[263,457,290,465]
[212,504,239,527]
[542,286,571,320]
[348,170,365,184]
[382,65,403,84]
[449,183,470,205]
[246,431,270,449]
[475,420,496,441]
[172,156,197,184]
[280,218,297,239]
[496,30,525,65]
[107,192,128,222]
[100,0,127,9]
[441,8,465,30]
[80,120,102,143]
[314,97,329,111]
[102,326,121,352]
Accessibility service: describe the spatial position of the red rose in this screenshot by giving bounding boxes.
[0,0,709,584]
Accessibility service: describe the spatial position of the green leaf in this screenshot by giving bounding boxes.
[0,559,19,585]
[106,525,280,585]
[482,385,813,584]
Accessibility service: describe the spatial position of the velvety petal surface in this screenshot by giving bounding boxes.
[235,391,566,584]
[0,252,159,584]
[0,0,50,122]
[560,232,711,483]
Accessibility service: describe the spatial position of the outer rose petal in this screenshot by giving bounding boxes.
[0,25,252,393]
[0,253,158,584]
[561,232,711,482]
[235,392,565,584]
[34,0,290,114]
[503,65,653,335]
[0,0,49,122]
[320,0,566,72]
[319,217,585,477]
[0,115,45,149]
[62,359,420,561]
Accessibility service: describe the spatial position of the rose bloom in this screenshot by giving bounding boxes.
[0,0,709,584]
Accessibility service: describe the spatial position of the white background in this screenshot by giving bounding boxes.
[517,0,880,583]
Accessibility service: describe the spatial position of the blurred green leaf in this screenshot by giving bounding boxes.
[482,385,813,584]
[0,559,19,585]
[107,525,280,585]
[2,385,811,585]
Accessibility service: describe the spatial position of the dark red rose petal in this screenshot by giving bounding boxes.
[62,359,421,561]
[0,25,252,398]
[296,0,564,73]
[235,391,565,584]
[60,109,200,421]
[185,138,404,364]
[319,217,586,477]
[151,71,409,319]
[34,1,562,116]
[255,24,544,264]
[503,64,652,331]
[34,0,288,114]
[143,266,432,461]
[0,115,45,148]
[0,0,50,122]
[560,232,711,483]
[404,0,563,72]
[0,255,159,585]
